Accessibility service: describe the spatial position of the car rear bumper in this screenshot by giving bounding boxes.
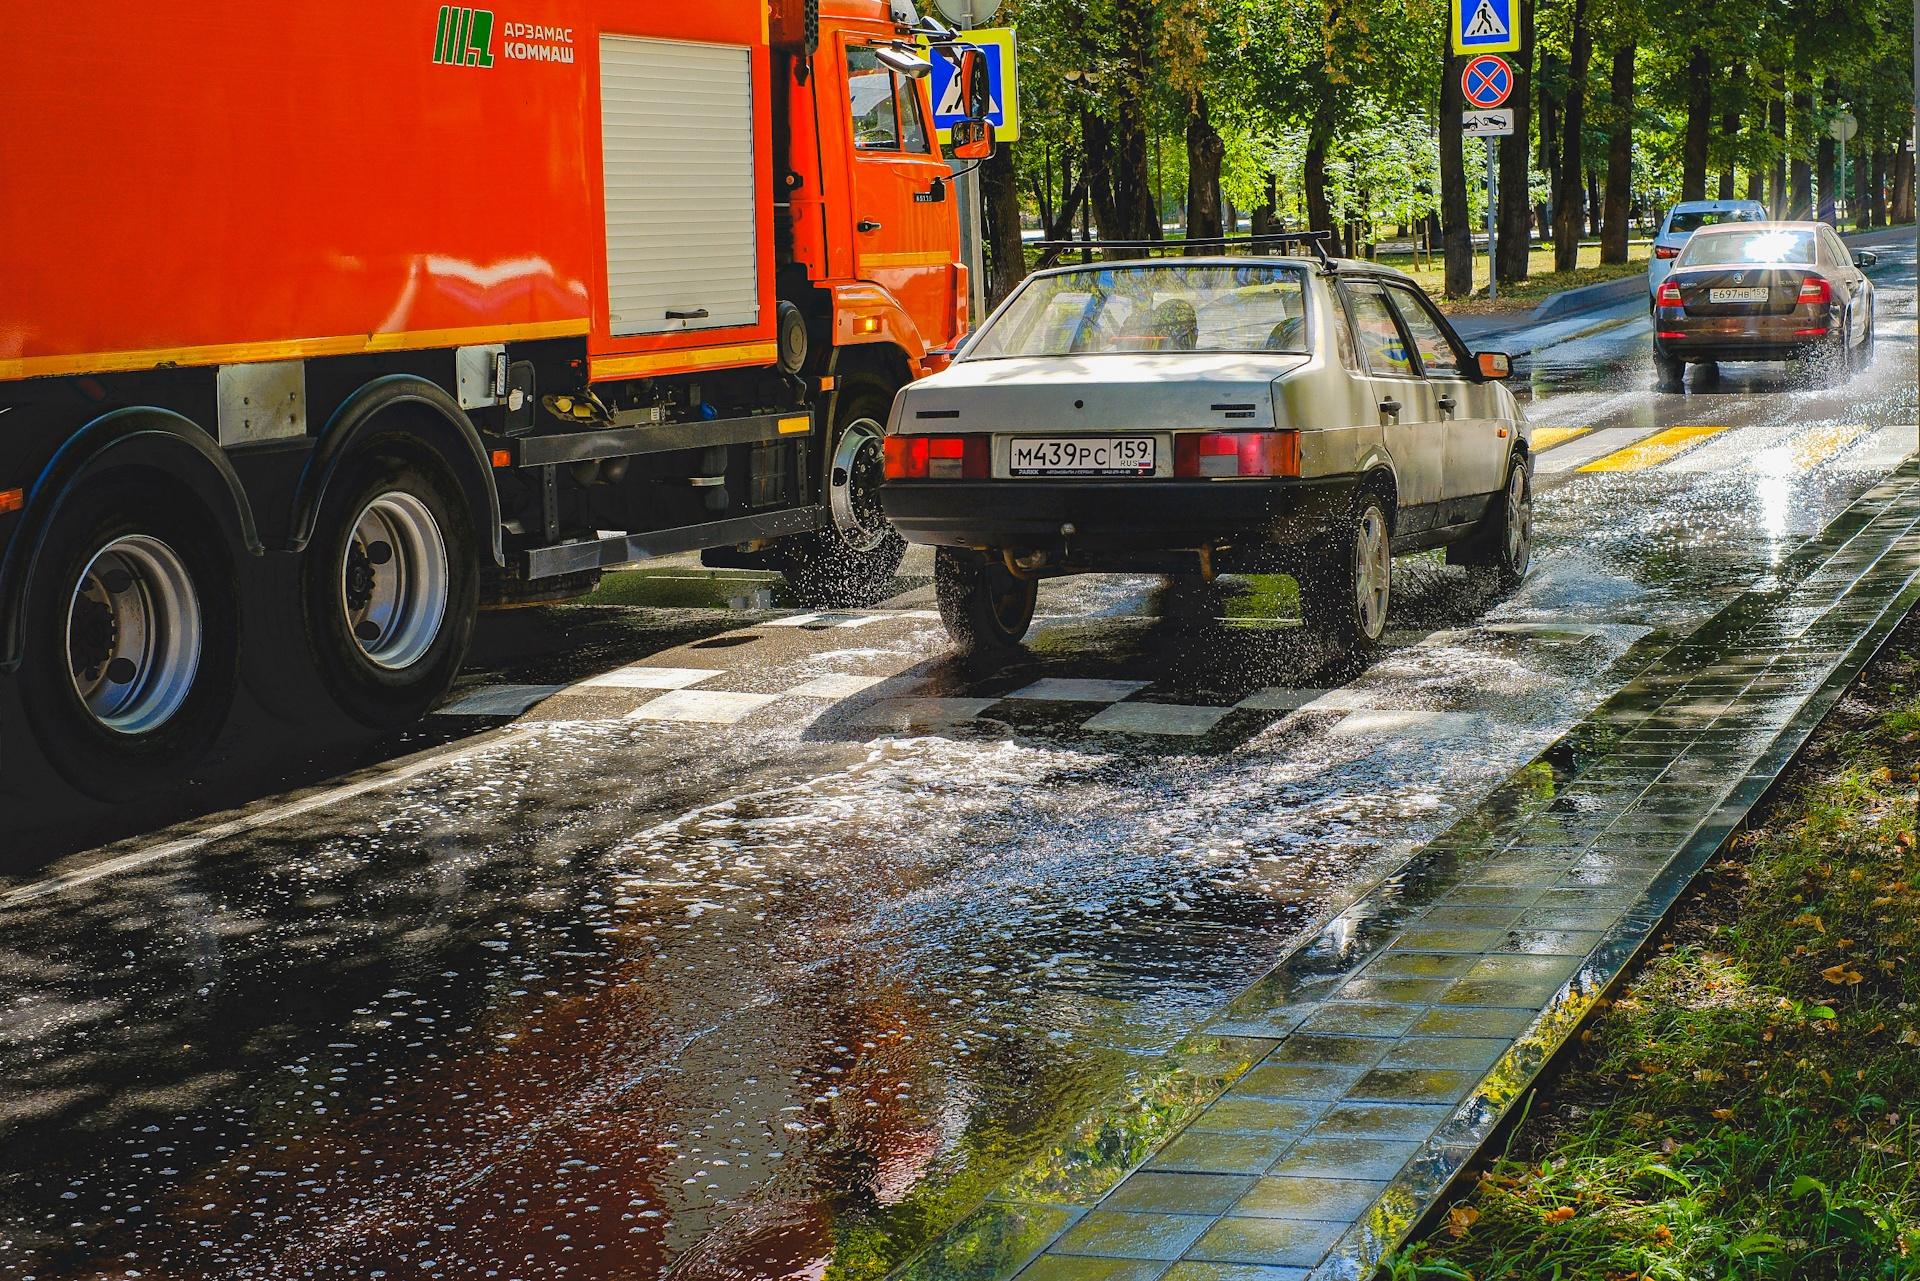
[1654,314,1834,362]
[881,476,1361,554]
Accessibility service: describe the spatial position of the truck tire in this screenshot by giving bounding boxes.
[1299,491,1392,655]
[935,549,1036,655]
[300,451,478,728]
[12,473,238,797]
[779,381,906,609]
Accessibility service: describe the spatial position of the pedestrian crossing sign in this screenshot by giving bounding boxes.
[928,27,1020,144]
[1452,0,1520,53]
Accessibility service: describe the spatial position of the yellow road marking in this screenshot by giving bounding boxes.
[1530,426,1592,452]
[1769,422,1872,472]
[1578,424,1727,473]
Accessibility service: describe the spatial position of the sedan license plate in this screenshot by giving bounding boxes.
[1708,287,1769,304]
[1010,437,1156,476]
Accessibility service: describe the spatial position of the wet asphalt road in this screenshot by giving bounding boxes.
[1,247,1915,1281]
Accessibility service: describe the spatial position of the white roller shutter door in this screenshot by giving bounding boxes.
[600,36,760,337]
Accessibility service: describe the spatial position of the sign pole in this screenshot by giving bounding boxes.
[1486,137,1498,302]
[951,162,988,324]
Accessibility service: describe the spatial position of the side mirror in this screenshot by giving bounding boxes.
[951,117,996,161]
[1477,351,1512,381]
[1855,251,1878,268]
[957,48,993,120]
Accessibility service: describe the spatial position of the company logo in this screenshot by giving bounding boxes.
[434,7,496,67]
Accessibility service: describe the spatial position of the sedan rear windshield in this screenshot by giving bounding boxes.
[963,264,1310,360]
[1676,229,1815,267]
[1667,208,1763,234]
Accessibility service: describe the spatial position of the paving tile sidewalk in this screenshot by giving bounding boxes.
[888,461,1920,1281]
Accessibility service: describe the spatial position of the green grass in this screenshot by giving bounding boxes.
[1379,243,1652,315]
[1391,641,1920,1280]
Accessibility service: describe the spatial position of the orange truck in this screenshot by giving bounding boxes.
[0,0,993,795]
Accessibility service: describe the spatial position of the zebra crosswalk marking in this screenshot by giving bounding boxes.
[1577,424,1726,473]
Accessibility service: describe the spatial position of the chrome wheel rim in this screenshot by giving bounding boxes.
[1355,506,1390,641]
[828,419,891,553]
[1505,467,1533,574]
[66,535,203,735]
[342,491,448,671]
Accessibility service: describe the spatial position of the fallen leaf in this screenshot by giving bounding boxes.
[1545,1205,1576,1224]
[1653,1224,1673,1244]
[1446,1205,1480,1238]
[1821,963,1864,986]
[1712,1107,1735,1120]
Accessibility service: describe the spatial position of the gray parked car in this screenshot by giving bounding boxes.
[880,238,1534,654]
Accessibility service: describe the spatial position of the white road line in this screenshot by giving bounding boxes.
[1,725,541,908]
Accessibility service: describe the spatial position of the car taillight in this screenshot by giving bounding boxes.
[883,434,987,480]
[1173,431,1300,478]
[1797,277,1832,306]
[1655,281,1683,308]
[1654,245,1680,260]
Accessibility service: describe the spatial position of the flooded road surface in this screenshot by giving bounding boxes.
[2,247,1914,1280]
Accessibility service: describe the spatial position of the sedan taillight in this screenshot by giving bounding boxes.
[883,434,989,480]
[1174,431,1300,478]
[1798,276,1833,306]
[1655,281,1683,308]
[1654,245,1681,260]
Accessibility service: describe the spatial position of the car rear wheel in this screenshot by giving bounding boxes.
[935,550,1037,655]
[1654,349,1685,392]
[1301,494,1391,654]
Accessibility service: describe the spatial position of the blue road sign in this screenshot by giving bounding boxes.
[1452,0,1520,54]
[929,28,1020,143]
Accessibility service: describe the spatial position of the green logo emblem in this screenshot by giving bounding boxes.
[434,6,496,67]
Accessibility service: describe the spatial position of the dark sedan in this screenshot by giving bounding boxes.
[1652,220,1876,391]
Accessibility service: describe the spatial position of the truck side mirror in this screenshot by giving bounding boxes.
[950,118,996,162]
[959,48,992,120]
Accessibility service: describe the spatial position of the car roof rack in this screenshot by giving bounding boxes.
[1030,232,1337,272]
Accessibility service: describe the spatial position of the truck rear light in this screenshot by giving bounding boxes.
[1174,431,1300,478]
[1655,281,1683,307]
[1797,277,1832,305]
[884,435,987,480]
[1654,245,1680,259]
[0,487,21,515]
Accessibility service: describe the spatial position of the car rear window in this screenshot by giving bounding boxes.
[1676,229,1815,267]
[964,264,1310,359]
[1667,209,1764,234]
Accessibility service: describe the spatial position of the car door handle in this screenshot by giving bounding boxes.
[857,219,883,233]
[1378,398,1402,417]
[1435,394,1456,413]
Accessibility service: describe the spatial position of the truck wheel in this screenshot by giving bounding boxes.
[1464,458,1533,593]
[1300,493,1391,654]
[14,475,237,797]
[935,549,1036,655]
[301,452,478,728]
[779,382,906,609]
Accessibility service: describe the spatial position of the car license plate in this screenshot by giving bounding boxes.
[1009,437,1157,476]
[1709,287,1769,303]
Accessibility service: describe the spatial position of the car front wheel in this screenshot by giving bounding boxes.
[1301,493,1392,653]
[1467,458,1533,592]
[934,550,1037,656]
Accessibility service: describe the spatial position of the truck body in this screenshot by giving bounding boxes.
[0,0,976,794]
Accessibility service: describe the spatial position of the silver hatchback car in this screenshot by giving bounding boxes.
[880,238,1534,654]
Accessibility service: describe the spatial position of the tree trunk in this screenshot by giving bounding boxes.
[1551,0,1591,272]
[1716,69,1742,199]
[1600,42,1634,264]
[1184,93,1225,253]
[1768,74,1787,216]
[1870,148,1889,227]
[1817,131,1836,224]
[1304,100,1342,257]
[1496,0,1534,283]
[1681,48,1711,201]
[979,144,1027,310]
[1790,90,1812,218]
[1440,31,1474,297]
[1251,172,1279,237]
[1893,144,1915,224]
